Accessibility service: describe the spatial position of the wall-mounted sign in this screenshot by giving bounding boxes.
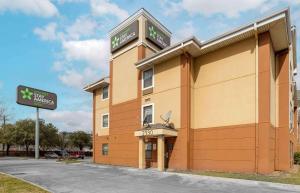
[16,85,57,110]
[111,20,139,53]
[145,20,170,49]
[142,129,153,136]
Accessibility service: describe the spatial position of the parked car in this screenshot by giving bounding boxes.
[70,151,85,159]
[57,150,69,158]
[44,152,59,159]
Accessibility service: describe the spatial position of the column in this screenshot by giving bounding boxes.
[157,135,165,171]
[138,137,145,169]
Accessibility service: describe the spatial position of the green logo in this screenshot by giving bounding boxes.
[149,26,157,39]
[21,88,33,100]
[112,36,119,48]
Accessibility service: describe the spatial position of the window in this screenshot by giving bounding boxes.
[142,104,153,124]
[102,86,109,100]
[102,144,108,156]
[290,102,294,132]
[142,68,153,89]
[290,141,294,167]
[102,114,109,128]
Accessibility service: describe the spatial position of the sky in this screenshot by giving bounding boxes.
[0,0,299,133]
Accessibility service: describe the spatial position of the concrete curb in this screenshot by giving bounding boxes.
[0,171,52,193]
[172,172,300,191]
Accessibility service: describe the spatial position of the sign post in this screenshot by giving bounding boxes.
[35,108,39,159]
[16,85,57,159]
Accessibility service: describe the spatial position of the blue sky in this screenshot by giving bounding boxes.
[0,0,299,132]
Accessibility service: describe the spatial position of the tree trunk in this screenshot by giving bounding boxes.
[6,144,10,156]
[26,145,29,156]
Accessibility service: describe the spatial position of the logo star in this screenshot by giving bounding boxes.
[149,26,156,39]
[21,88,33,100]
[112,36,119,48]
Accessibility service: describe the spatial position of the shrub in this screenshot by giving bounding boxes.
[294,152,300,164]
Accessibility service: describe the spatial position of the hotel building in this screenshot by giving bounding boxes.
[84,8,299,174]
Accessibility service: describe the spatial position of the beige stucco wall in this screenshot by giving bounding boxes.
[146,47,155,57]
[95,88,109,136]
[192,38,256,129]
[142,56,181,128]
[113,47,138,104]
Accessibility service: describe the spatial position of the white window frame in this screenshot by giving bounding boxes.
[102,86,109,101]
[141,103,154,124]
[101,113,109,129]
[142,67,154,90]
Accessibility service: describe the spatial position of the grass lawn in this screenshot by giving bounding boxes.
[190,169,300,185]
[0,173,49,193]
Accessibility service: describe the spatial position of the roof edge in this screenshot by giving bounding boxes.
[135,7,291,69]
[83,76,110,92]
[109,8,172,38]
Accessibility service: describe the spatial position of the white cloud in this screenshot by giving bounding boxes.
[53,61,65,71]
[90,0,129,21]
[159,0,183,17]
[41,110,92,132]
[34,22,58,41]
[59,70,85,88]
[0,0,58,17]
[175,0,268,18]
[58,68,100,88]
[53,39,109,88]
[56,0,86,4]
[62,39,109,68]
[173,21,197,43]
[34,16,100,41]
[65,16,99,40]
[161,0,300,18]
[32,15,109,89]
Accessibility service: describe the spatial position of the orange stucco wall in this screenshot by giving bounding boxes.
[276,49,293,170]
[257,32,275,174]
[191,124,256,172]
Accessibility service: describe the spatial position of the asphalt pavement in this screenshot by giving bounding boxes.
[0,157,300,193]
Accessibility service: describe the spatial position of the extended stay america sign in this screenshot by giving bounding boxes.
[110,20,139,53]
[17,85,57,110]
[145,20,170,49]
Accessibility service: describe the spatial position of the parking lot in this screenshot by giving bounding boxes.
[0,157,300,193]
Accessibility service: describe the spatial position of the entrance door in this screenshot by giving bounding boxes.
[164,138,174,169]
[145,142,152,168]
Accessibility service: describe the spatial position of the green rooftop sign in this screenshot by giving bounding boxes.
[16,85,57,110]
[145,20,170,49]
[111,20,139,53]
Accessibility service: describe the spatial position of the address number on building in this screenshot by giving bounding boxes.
[142,129,153,136]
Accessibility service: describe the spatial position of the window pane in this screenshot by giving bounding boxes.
[143,69,153,88]
[143,105,153,123]
[102,86,108,99]
[102,144,108,156]
[102,114,109,128]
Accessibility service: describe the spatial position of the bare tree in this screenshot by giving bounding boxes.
[0,100,13,152]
